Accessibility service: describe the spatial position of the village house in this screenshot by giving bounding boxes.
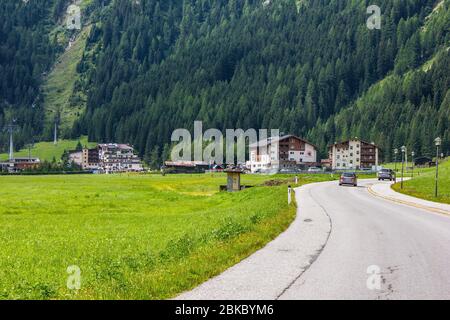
[98,143,143,173]
[164,161,210,174]
[246,135,318,173]
[70,143,143,173]
[328,139,379,170]
[0,158,41,173]
[68,150,82,166]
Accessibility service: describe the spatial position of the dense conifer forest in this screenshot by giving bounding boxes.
[0,0,61,149]
[1,0,449,163]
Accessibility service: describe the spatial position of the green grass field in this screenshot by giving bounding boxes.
[0,173,334,299]
[392,159,450,204]
[0,136,96,162]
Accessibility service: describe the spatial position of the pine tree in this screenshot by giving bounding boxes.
[149,146,161,170]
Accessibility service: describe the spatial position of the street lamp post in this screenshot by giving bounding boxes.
[435,137,442,198]
[411,151,415,178]
[394,148,398,173]
[401,146,406,189]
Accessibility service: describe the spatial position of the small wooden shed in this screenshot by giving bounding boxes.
[224,168,245,192]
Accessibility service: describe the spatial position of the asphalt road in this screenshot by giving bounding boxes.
[280,179,450,300]
[177,179,450,300]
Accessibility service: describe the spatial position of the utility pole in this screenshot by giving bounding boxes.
[411,151,415,178]
[54,121,58,145]
[394,148,398,172]
[9,127,14,161]
[405,146,408,174]
[53,111,60,145]
[401,146,406,189]
[434,138,442,198]
[4,120,18,162]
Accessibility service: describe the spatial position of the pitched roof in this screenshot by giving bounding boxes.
[250,134,318,149]
[165,161,209,167]
[328,139,379,148]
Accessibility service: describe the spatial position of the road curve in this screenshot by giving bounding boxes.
[280,179,450,300]
[177,179,450,300]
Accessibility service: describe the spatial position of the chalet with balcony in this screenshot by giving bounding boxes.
[70,143,143,173]
[328,139,379,170]
[246,135,318,173]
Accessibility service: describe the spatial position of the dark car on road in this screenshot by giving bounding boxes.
[378,169,396,181]
[339,172,358,187]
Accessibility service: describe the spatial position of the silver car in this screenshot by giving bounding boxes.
[339,172,358,187]
[378,169,396,181]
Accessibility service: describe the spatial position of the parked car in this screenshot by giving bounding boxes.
[212,164,224,171]
[378,169,396,181]
[308,167,322,173]
[339,172,358,186]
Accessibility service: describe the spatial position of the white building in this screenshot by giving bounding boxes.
[246,135,318,173]
[329,139,379,170]
[68,151,82,166]
[69,143,144,173]
[98,144,144,173]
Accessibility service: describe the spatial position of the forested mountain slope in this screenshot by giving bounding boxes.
[1,0,449,162]
[0,0,62,149]
[309,1,450,159]
[72,0,449,161]
[309,48,449,161]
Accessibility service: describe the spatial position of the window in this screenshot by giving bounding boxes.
[350,153,353,157]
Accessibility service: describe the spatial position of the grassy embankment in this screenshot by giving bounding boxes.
[391,158,450,204]
[0,173,334,299]
[0,136,96,162]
